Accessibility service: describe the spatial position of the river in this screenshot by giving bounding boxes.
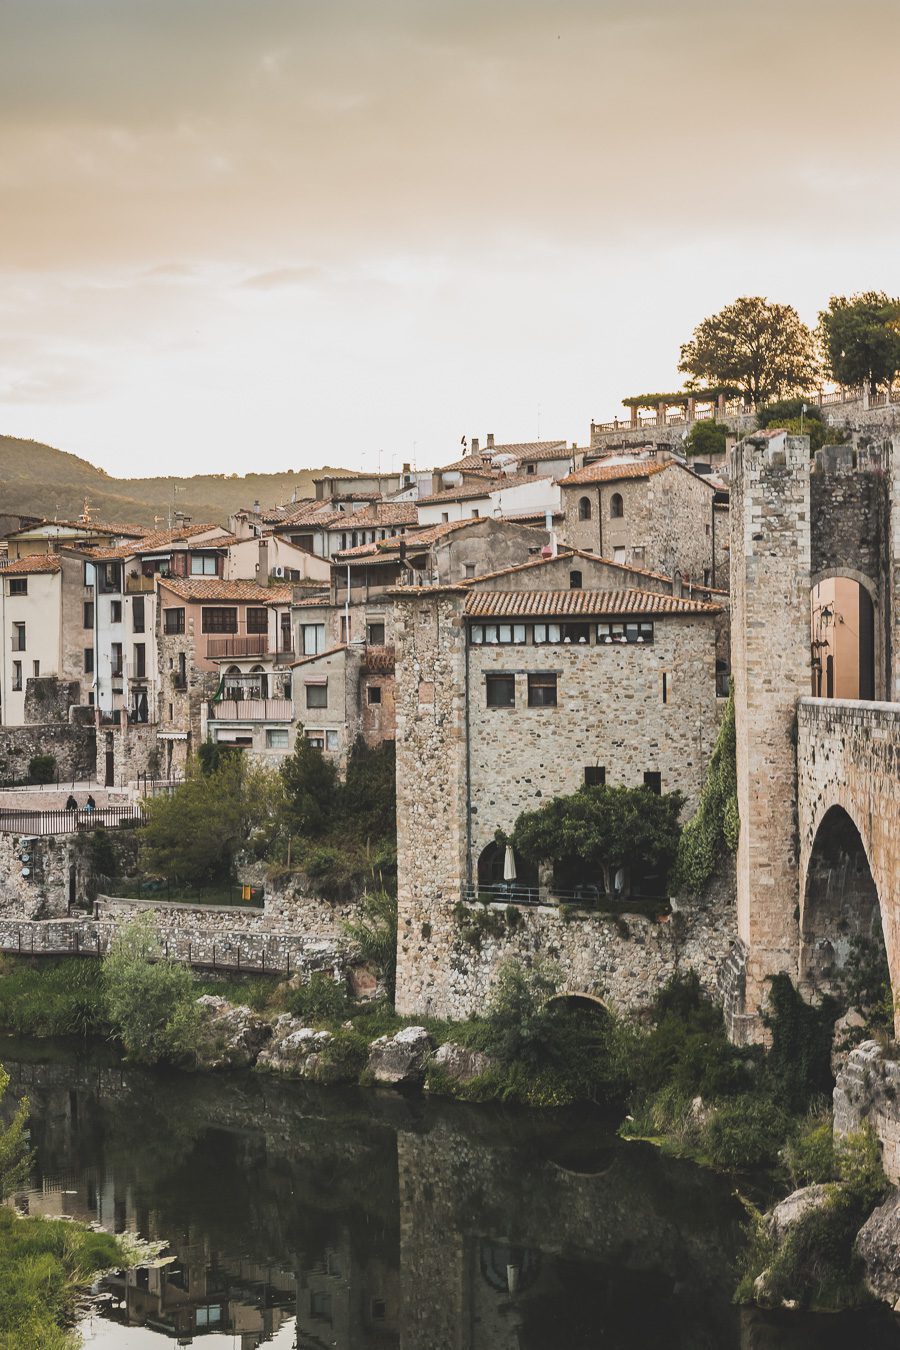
[2,1038,899,1350]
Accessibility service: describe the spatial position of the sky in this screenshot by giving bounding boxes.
[2,0,900,478]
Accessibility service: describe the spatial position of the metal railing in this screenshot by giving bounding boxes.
[0,805,144,835]
[461,882,669,913]
[209,697,293,722]
[137,774,184,797]
[205,635,270,659]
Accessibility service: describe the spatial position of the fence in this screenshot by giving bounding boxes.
[108,879,265,908]
[136,774,184,798]
[0,917,340,979]
[460,882,669,916]
[0,805,143,836]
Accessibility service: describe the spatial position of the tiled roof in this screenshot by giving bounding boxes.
[436,454,498,474]
[81,525,227,560]
[465,588,722,618]
[417,472,552,505]
[274,506,348,530]
[332,518,478,564]
[7,517,148,538]
[158,578,292,603]
[468,547,674,589]
[495,441,572,462]
[288,644,348,669]
[558,460,670,487]
[2,555,62,575]
[331,502,419,528]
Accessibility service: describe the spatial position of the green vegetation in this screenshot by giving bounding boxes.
[819,292,900,397]
[0,957,107,1038]
[672,688,738,895]
[512,782,683,900]
[102,913,201,1064]
[679,296,820,406]
[27,753,56,785]
[343,889,398,998]
[683,419,728,458]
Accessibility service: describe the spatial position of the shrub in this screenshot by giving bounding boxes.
[285,972,350,1024]
[0,957,106,1038]
[27,754,55,785]
[784,1108,838,1188]
[763,974,838,1113]
[343,890,397,998]
[684,420,728,459]
[102,913,201,1063]
[481,958,561,1070]
[672,688,738,896]
[702,1096,791,1171]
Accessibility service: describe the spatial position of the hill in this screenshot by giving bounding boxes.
[0,436,354,529]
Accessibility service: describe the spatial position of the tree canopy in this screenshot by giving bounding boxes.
[512,783,683,896]
[683,419,728,459]
[818,292,900,396]
[679,296,819,407]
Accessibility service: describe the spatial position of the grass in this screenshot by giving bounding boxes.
[0,1206,125,1349]
[0,957,107,1039]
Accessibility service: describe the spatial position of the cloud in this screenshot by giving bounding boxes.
[239,265,325,290]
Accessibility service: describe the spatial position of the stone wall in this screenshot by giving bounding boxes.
[111,721,162,785]
[0,723,96,786]
[834,1041,900,1184]
[23,677,81,725]
[729,433,812,1042]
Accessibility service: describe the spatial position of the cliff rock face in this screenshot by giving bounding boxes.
[834,1040,900,1184]
[857,1188,900,1308]
[367,1026,433,1085]
[194,995,272,1069]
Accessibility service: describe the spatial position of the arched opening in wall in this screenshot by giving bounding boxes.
[810,577,875,700]
[610,493,624,519]
[476,841,539,897]
[578,496,592,521]
[801,806,889,1016]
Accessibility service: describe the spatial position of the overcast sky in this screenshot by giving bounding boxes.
[2,0,899,477]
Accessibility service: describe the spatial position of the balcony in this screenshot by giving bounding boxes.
[205,635,270,659]
[126,663,149,682]
[364,644,395,673]
[125,574,157,594]
[209,698,293,722]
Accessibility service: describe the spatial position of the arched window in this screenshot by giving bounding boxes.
[578,496,592,521]
[610,493,624,519]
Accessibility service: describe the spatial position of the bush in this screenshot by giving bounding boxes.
[672,688,738,896]
[684,420,728,459]
[102,913,201,1063]
[27,755,55,785]
[702,1096,792,1171]
[285,972,350,1024]
[343,890,397,999]
[763,974,838,1113]
[784,1108,838,1188]
[0,957,106,1038]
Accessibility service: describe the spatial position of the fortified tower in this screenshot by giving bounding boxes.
[729,431,812,1040]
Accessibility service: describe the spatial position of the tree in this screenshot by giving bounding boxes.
[280,727,339,838]
[818,292,900,397]
[102,912,200,1063]
[683,420,728,459]
[512,784,684,897]
[679,297,819,407]
[140,754,279,886]
[0,1067,30,1200]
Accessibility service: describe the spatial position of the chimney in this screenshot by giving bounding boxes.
[487,433,494,449]
[253,500,261,513]
[472,437,479,455]
[258,536,269,579]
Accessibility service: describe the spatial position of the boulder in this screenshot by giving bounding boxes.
[857,1186,900,1307]
[367,1026,433,1086]
[429,1041,495,1087]
[831,1008,867,1077]
[766,1184,830,1243]
[255,1014,349,1081]
[193,995,272,1070]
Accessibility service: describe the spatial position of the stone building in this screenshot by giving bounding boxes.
[557,456,723,586]
[391,567,724,1017]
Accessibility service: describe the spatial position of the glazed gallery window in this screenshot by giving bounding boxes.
[469,623,526,645]
[596,621,654,644]
[485,674,515,707]
[201,607,237,633]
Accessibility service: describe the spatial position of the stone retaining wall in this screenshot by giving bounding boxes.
[0,723,96,785]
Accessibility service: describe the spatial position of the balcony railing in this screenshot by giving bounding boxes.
[209,698,293,722]
[125,574,157,594]
[205,635,270,659]
[126,662,148,681]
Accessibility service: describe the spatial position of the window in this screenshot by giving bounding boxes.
[190,554,218,575]
[111,643,123,677]
[311,1291,332,1322]
[265,728,290,749]
[201,607,237,633]
[526,463,536,475]
[469,623,526,645]
[569,570,582,589]
[366,621,386,645]
[164,608,185,635]
[644,771,662,795]
[578,496,592,521]
[132,597,145,632]
[441,512,449,523]
[302,623,326,656]
[196,1306,222,1328]
[486,674,515,707]
[371,1298,387,1321]
[84,648,94,674]
[306,683,328,709]
[584,765,606,786]
[9,578,26,596]
[11,622,25,651]
[597,621,654,644]
[610,492,624,518]
[528,672,557,707]
[110,600,122,623]
[292,533,315,553]
[133,643,146,678]
[561,622,590,644]
[367,684,382,705]
[471,508,480,518]
[340,614,352,643]
[11,661,21,691]
[305,730,325,750]
[661,670,670,704]
[83,602,94,629]
[464,564,476,578]
[102,563,120,591]
[246,607,268,634]
[326,730,338,751]
[83,561,96,586]
[533,622,562,644]
[32,660,40,677]
[613,547,626,563]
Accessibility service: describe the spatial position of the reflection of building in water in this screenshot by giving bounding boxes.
[294,1234,400,1348]
[10,1168,144,1236]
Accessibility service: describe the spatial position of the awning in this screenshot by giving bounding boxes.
[304,676,328,686]
[157,731,188,741]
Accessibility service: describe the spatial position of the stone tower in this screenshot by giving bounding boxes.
[729,431,812,1041]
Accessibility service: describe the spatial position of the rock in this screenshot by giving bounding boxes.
[255,1014,348,1081]
[193,995,272,1070]
[766,1184,830,1242]
[348,963,379,1001]
[834,1040,900,1183]
[857,1186,900,1305]
[831,1008,867,1077]
[367,1026,433,1086]
[429,1041,494,1086]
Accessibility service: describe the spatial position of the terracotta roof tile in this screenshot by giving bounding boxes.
[80,524,227,560]
[558,460,670,487]
[158,578,292,603]
[465,588,722,618]
[1,555,62,575]
[417,472,552,505]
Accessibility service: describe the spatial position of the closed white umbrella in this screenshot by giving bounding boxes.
[503,844,517,883]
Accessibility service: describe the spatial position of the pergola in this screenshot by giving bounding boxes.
[619,387,738,429]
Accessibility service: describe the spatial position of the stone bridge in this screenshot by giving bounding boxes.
[797,699,900,1012]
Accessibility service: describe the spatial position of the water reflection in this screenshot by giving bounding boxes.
[2,1041,900,1349]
